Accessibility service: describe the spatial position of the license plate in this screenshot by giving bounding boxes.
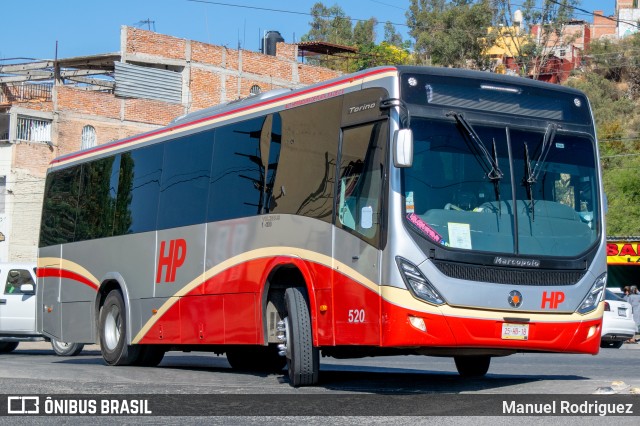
[618,307,627,317]
[501,323,529,340]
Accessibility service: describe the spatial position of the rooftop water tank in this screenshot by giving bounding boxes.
[263,31,284,56]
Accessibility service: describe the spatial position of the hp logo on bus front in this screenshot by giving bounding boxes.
[508,290,523,308]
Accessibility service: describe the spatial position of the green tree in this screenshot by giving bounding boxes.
[353,18,377,46]
[566,72,640,235]
[302,2,353,45]
[407,0,495,68]
[384,21,404,47]
[302,3,412,72]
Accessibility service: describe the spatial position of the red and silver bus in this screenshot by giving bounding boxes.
[37,66,607,386]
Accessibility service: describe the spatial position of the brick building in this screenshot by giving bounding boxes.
[591,10,617,40]
[0,26,340,262]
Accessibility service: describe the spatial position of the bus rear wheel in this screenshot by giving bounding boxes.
[51,339,84,356]
[283,287,319,387]
[99,290,140,365]
[454,355,491,377]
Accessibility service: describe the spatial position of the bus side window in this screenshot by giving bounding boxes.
[337,121,387,247]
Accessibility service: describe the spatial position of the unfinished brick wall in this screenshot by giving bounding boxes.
[592,10,617,40]
[126,27,187,60]
[190,68,223,110]
[55,116,154,159]
[124,98,183,125]
[123,27,340,113]
[191,41,225,67]
[57,86,120,119]
[13,143,51,178]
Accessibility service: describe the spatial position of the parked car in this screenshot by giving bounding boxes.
[600,289,637,349]
[0,263,83,356]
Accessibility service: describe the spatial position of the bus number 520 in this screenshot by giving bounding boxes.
[348,309,365,323]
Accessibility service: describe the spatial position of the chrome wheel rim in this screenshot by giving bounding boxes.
[104,305,121,351]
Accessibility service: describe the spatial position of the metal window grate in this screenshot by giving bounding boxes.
[81,125,97,150]
[16,116,52,143]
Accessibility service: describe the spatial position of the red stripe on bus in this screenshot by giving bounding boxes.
[136,256,601,355]
[38,267,99,291]
[50,67,398,166]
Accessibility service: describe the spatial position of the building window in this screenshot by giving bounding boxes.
[81,125,97,150]
[250,85,261,95]
[16,116,51,143]
[559,49,566,57]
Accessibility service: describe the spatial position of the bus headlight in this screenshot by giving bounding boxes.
[396,257,445,305]
[577,272,606,314]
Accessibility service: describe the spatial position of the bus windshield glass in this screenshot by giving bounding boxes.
[402,117,599,257]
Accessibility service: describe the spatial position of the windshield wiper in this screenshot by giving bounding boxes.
[529,123,557,184]
[522,142,535,220]
[447,111,503,208]
[522,123,558,221]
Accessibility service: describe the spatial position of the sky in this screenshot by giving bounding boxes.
[0,0,617,62]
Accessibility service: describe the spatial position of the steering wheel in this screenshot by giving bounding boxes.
[444,203,463,211]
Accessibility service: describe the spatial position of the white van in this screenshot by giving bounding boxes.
[0,263,83,356]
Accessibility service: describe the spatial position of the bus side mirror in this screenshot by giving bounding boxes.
[394,128,413,168]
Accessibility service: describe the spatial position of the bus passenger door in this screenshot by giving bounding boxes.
[332,121,387,346]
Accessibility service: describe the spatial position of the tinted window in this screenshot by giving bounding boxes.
[4,269,35,295]
[208,117,265,221]
[269,97,342,222]
[337,121,387,247]
[114,144,164,235]
[75,155,120,241]
[158,131,214,229]
[39,166,82,247]
[264,114,282,213]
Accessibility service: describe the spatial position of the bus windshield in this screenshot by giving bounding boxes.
[402,117,599,257]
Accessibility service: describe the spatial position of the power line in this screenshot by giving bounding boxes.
[186,0,409,28]
[546,0,640,29]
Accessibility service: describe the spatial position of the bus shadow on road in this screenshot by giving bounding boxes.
[42,351,589,393]
[315,366,587,393]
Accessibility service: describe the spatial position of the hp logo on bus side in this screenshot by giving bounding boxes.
[508,290,523,308]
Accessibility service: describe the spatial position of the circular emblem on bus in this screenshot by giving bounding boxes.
[508,290,523,308]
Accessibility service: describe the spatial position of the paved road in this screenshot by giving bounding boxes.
[2,341,639,395]
[2,341,640,424]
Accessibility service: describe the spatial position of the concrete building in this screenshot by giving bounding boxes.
[0,26,340,262]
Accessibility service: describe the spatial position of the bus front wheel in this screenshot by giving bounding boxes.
[283,287,319,387]
[99,290,140,365]
[454,355,491,377]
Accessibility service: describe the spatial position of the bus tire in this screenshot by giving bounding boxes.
[51,339,84,356]
[99,290,140,366]
[454,355,491,377]
[134,345,165,367]
[226,345,286,372]
[284,287,319,387]
[0,342,19,353]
